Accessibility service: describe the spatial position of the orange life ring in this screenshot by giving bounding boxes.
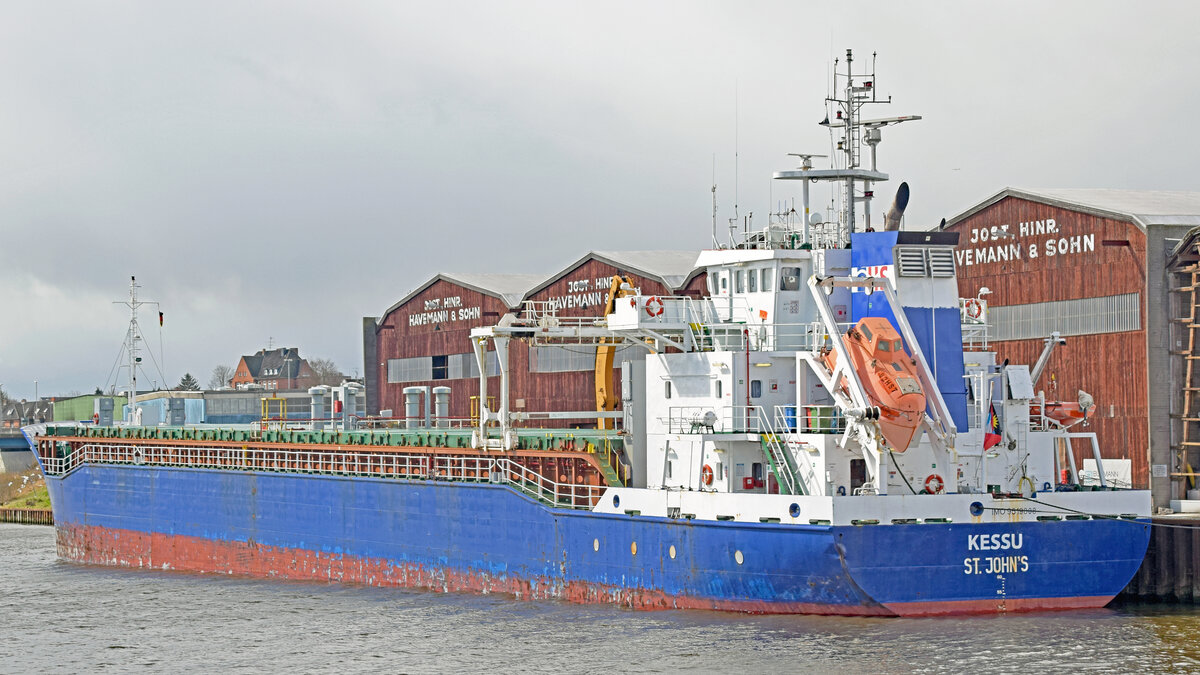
[645,296,664,318]
[701,464,714,486]
[925,473,945,494]
[963,297,983,320]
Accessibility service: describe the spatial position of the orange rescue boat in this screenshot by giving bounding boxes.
[823,316,927,452]
[1031,401,1090,428]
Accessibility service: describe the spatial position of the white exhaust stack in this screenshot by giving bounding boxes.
[884,182,910,231]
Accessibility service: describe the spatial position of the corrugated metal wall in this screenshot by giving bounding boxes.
[52,395,128,422]
[946,196,1151,487]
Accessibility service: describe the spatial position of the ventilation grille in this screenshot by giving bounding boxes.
[894,247,956,278]
[896,248,928,277]
[928,249,956,277]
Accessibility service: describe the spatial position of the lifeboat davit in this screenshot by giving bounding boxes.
[823,317,926,452]
[1031,402,1090,428]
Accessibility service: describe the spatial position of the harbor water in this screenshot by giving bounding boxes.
[2,523,1199,674]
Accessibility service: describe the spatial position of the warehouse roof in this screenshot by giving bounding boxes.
[944,188,1200,231]
[375,251,703,328]
[1168,226,1200,270]
[525,250,702,297]
[376,273,545,326]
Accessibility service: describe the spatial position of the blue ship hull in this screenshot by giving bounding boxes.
[40,461,1151,616]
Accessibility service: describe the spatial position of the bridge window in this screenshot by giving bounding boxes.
[780,267,802,291]
[735,270,745,293]
[748,269,758,292]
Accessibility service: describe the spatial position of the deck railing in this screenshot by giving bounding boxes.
[38,441,606,510]
[666,404,845,435]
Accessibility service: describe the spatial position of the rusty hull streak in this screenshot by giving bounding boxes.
[56,523,893,616]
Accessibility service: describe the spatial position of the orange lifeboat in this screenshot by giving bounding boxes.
[823,317,926,452]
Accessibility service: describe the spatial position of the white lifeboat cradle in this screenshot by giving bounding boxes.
[465,50,1149,527]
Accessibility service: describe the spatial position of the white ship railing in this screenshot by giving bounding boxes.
[38,441,607,510]
[665,405,844,435]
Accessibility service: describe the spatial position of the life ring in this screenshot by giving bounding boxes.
[963,297,983,320]
[925,474,945,494]
[701,464,714,486]
[645,296,664,318]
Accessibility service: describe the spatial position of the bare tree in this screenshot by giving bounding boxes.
[308,358,344,386]
[209,365,235,389]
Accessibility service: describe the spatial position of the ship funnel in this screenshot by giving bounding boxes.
[883,182,910,231]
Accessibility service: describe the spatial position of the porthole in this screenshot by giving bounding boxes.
[631,541,638,556]
[734,550,744,565]
[613,494,620,509]
[970,501,984,517]
[789,503,801,518]
[593,538,599,552]
[669,545,677,559]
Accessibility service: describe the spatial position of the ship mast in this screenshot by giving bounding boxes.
[115,276,157,417]
[773,49,921,245]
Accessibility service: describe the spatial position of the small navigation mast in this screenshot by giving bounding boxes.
[774,49,921,243]
[115,276,158,420]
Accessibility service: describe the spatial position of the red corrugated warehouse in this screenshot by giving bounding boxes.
[942,188,1200,509]
[364,251,704,428]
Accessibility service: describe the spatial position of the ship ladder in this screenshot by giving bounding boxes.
[758,434,803,496]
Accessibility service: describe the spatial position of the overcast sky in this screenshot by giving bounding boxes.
[2,1,1197,399]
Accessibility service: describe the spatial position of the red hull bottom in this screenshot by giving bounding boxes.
[54,524,1113,617]
[883,595,1116,617]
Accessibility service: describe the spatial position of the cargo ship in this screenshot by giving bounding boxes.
[28,50,1151,616]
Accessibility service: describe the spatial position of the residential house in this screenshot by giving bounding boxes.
[2,398,54,429]
[230,347,316,391]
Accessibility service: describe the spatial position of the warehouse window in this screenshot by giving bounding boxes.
[391,353,497,382]
[530,345,619,373]
[387,357,432,383]
[455,352,499,378]
[989,293,1140,341]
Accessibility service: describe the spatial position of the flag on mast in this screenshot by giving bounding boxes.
[984,403,1002,450]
